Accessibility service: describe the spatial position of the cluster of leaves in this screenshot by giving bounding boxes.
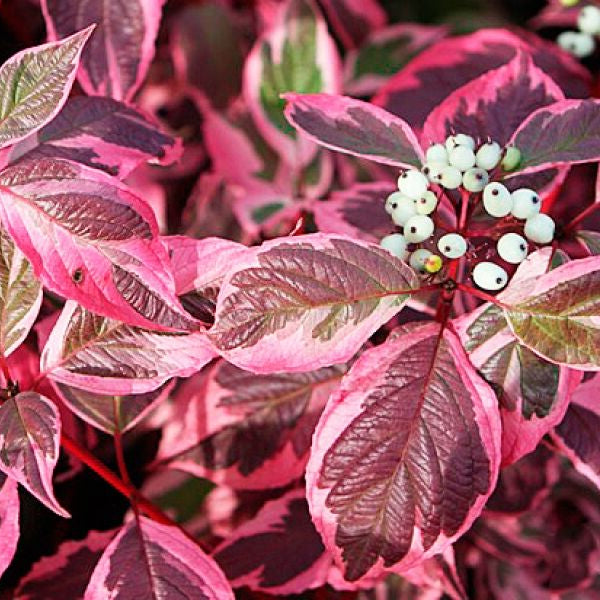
[0,0,599,598]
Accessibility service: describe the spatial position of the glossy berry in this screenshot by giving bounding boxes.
[391,194,418,226]
[438,233,467,259]
[497,233,528,264]
[524,213,556,244]
[424,254,443,274]
[501,146,522,171]
[385,191,405,215]
[409,248,433,272]
[380,233,409,260]
[416,191,438,215]
[426,144,448,164]
[557,31,595,57]
[511,188,541,219]
[462,168,489,192]
[437,165,462,189]
[449,145,476,171]
[472,261,509,291]
[398,169,429,199]
[475,142,502,170]
[578,5,600,35]
[404,215,435,243]
[483,182,512,217]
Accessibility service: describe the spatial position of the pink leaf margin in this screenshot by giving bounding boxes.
[0,475,19,579]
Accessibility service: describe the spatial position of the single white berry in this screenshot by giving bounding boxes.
[501,146,522,171]
[557,31,595,58]
[475,142,502,170]
[416,191,438,215]
[426,144,448,164]
[404,215,435,243]
[385,191,405,215]
[472,261,509,291]
[380,233,409,260]
[511,188,542,219]
[449,145,476,171]
[398,169,429,199]
[578,5,600,35]
[524,213,555,244]
[437,165,462,189]
[446,134,475,152]
[483,182,512,217]
[438,233,467,259]
[409,248,433,272]
[462,168,490,192]
[391,194,418,226]
[423,162,446,183]
[497,233,528,264]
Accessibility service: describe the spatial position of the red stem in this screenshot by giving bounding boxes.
[457,282,508,308]
[564,200,600,234]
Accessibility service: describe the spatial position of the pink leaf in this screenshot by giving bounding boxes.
[0,474,19,578]
[0,391,69,517]
[307,322,501,581]
[0,26,93,149]
[8,96,182,179]
[313,182,396,243]
[15,530,114,599]
[209,234,419,373]
[158,359,344,489]
[244,0,342,167]
[319,0,386,49]
[41,301,215,395]
[0,158,197,332]
[213,488,331,594]
[84,516,234,599]
[41,0,165,102]
[422,52,564,149]
[284,93,423,168]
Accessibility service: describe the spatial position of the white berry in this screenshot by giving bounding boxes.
[446,134,475,152]
[416,191,438,215]
[391,194,418,226]
[462,168,490,192]
[438,233,467,259]
[475,142,502,170]
[404,215,435,243]
[426,144,448,164]
[449,145,476,171]
[423,162,445,183]
[557,31,595,58]
[409,249,433,273]
[511,188,542,219]
[501,146,522,171]
[524,213,555,244]
[437,165,462,189]
[578,5,600,35]
[385,191,404,215]
[483,182,512,217]
[380,233,409,260]
[497,233,528,264]
[398,170,429,200]
[472,262,508,291]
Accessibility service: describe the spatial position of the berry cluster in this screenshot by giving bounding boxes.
[380,134,556,291]
[558,3,600,57]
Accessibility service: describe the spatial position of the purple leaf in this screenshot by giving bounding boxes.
[307,322,501,581]
[0,474,19,579]
[0,391,69,517]
[41,0,165,102]
[0,158,197,331]
[209,234,419,373]
[213,489,331,595]
[8,96,182,179]
[158,360,344,489]
[422,52,563,149]
[313,182,396,243]
[0,226,42,357]
[15,530,114,600]
[284,93,423,168]
[84,516,234,599]
[318,0,387,49]
[0,26,93,149]
[510,99,600,174]
[41,301,215,395]
[244,0,341,168]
